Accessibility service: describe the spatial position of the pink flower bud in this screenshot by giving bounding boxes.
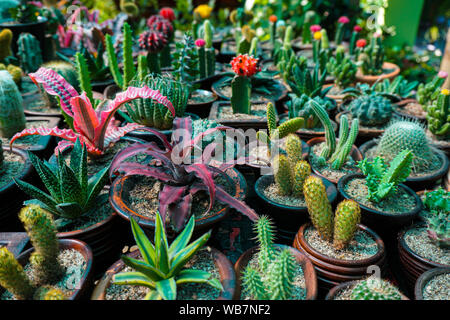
[338,16,350,24]
[353,25,362,33]
[310,25,321,33]
[438,71,448,79]
[195,39,206,47]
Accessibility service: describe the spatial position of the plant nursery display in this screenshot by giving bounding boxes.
[0,0,448,306]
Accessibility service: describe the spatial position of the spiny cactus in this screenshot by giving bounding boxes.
[230,54,260,114]
[417,71,448,106]
[303,176,334,242]
[33,285,66,300]
[288,64,329,99]
[75,53,93,104]
[242,216,297,300]
[424,89,450,139]
[359,36,385,76]
[375,75,418,100]
[426,211,449,249]
[0,247,35,300]
[333,200,361,250]
[375,120,436,174]
[172,32,199,86]
[17,33,43,73]
[288,94,334,129]
[309,99,336,159]
[0,28,13,62]
[0,70,26,138]
[348,94,393,127]
[326,46,357,90]
[0,63,22,86]
[18,205,63,285]
[197,20,215,79]
[273,25,294,65]
[351,276,402,300]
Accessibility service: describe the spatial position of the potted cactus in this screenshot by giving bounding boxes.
[294,176,387,292]
[0,205,93,300]
[234,216,318,300]
[422,89,450,152]
[414,267,450,300]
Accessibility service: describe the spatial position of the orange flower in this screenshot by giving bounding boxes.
[230,54,260,77]
[269,15,277,23]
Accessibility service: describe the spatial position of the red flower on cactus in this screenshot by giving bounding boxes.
[195,38,206,47]
[310,24,321,33]
[139,30,168,53]
[269,15,277,23]
[230,54,260,77]
[338,16,350,24]
[147,15,174,39]
[353,25,362,33]
[438,71,448,79]
[356,39,367,48]
[159,7,175,22]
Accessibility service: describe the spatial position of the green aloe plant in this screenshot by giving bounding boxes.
[112,213,223,300]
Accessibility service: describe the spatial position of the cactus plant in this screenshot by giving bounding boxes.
[172,32,199,86]
[0,247,35,300]
[196,20,215,79]
[0,63,23,86]
[17,32,43,73]
[359,35,385,76]
[230,54,260,114]
[146,14,174,70]
[333,199,361,250]
[347,94,393,127]
[349,25,362,56]
[334,16,350,45]
[242,216,297,300]
[288,64,330,99]
[375,75,418,100]
[417,71,448,106]
[18,205,63,284]
[34,285,67,300]
[326,46,357,90]
[274,25,294,65]
[424,89,450,139]
[287,93,334,130]
[238,25,256,54]
[0,28,13,62]
[0,70,26,138]
[426,210,449,249]
[351,276,402,300]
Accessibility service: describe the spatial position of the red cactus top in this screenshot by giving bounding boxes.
[139,30,168,52]
[159,7,175,22]
[147,15,174,39]
[230,54,260,77]
[356,39,367,48]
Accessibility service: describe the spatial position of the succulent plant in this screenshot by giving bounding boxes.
[375,120,436,174]
[172,32,199,86]
[0,247,35,300]
[0,70,26,138]
[196,20,215,79]
[0,28,13,63]
[333,200,361,250]
[230,54,261,114]
[423,89,450,139]
[139,30,168,75]
[17,32,43,73]
[40,60,79,107]
[347,94,393,127]
[273,25,294,66]
[334,16,350,45]
[112,213,223,300]
[242,216,297,300]
[375,75,418,100]
[34,286,67,300]
[288,94,335,129]
[357,149,413,202]
[0,63,23,86]
[288,64,330,99]
[417,71,448,106]
[349,25,362,56]
[326,46,357,90]
[359,35,385,76]
[423,187,450,215]
[351,276,402,300]
[426,211,449,249]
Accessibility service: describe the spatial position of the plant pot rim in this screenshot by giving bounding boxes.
[337,173,423,218]
[254,174,337,211]
[16,116,60,153]
[209,100,276,127]
[188,89,218,107]
[325,279,409,300]
[109,167,246,230]
[234,244,318,300]
[393,98,427,120]
[90,246,236,300]
[0,147,32,194]
[306,136,363,184]
[414,267,450,300]
[355,62,400,83]
[0,16,48,27]
[359,139,450,184]
[297,222,386,267]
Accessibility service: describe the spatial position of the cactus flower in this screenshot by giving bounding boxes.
[159,7,175,22]
[194,4,213,19]
[356,39,367,48]
[195,38,206,47]
[438,71,448,79]
[231,54,260,77]
[353,25,362,32]
[442,89,450,95]
[313,31,322,40]
[338,16,350,24]
[269,15,278,23]
[310,24,322,33]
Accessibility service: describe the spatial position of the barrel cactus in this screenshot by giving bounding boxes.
[351,276,402,300]
[17,33,43,73]
[348,94,392,127]
[0,70,26,138]
[0,63,22,86]
[375,120,437,174]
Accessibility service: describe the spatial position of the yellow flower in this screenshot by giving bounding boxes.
[194,4,213,19]
[35,12,39,17]
[313,31,322,40]
[442,89,450,95]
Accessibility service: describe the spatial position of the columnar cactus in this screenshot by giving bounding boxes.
[0,28,12,62]
[333,200,361,250]
[417,71,448,106]
[138,30,168,75]
[424,89,450,138]
[312,29,322,64]
[309,99,336,159]
[359,35,385,76]
[17,33,43,73]
[351,276,402,300]
[0,247,35,300]
[230,54,260,114]
[172,33,199,85]
[197,20,215,79]
[147,14,174,69]
[238,25,256,54]
[274,25,293,65]
[349,25,362,56]
[334,16,350,45]
[326,46,357,89]
[327,114,359,170]
[0,70,26,138]
[18,205,63,285]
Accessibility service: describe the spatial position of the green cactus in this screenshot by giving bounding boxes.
[375,75,418,100]
[426,210,449,249]
[273,154,292,196]
[33,285,67,300]
[0,28,12,62]
[375,120,436,174]
[0,247,35,300]
[326,46,357,90]
[417,71,447,106]
[0,70,26,138]
[424,89,450,138]
[18,205,63,285]
[309,99,336,159]
[359,36,385,76]
[172,33,199,86]
[273,26,294,65]
[348,94,393,127]
[288,94,334,129]
[198,20,215,79]
[351,276,402,300]
[301,10,318,44]
[75,53,93,105]
[242,216,297,300]
[17,33,43,73]
[287,64,329,99]
[231,74,252,114]
[328,114,359,170]
[333,199,361,250]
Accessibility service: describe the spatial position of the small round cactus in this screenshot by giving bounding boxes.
[348,94,393,127]
[351,276,403,300]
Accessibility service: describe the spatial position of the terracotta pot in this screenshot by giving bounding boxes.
[306,137,363,184]
[91,246,236,300]
[0,239,94,300]
[0,232,29,257]
[414,267,450,300]
[0,148,34,232]
[355,62,400,85]
[234,244,318,300]
[254,174,337,244]
[398,224,450,292]
[294,223,387,292]
[359,139,450,191]
[186,89,218,118]
[109,167,247,237]
[393,98,427,123]
[325,280,409,300]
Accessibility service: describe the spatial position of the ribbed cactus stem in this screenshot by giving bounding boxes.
[255,215,275,273]
[292,160,311,197]
[334,23,344,45]
[267,249,296,300]
[427,89,450,137]
[17,33,43,73]
[273,154,292,196]
[204,20,213,48]
[197,46,206,78]
[137,55,148,82]
[0,70,26,138]
[333,199,361,250]
[321,29,329,49]
[105,33,124,89]
[349,31,358,55]
[284,26,293,49]
[331,118,359,170]
[266,102,277,136]
[123,22,136,89]
[147,52,161,74]
[286,133,303,173]
[75,52,93,104]
[205,47,215,77]
[309,99,336,159]
[242,266,267,300]
[0,248,35,300]
[231,75,251,114]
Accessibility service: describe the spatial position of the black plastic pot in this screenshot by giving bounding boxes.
[254,174,338,245]
[185,89,218,118]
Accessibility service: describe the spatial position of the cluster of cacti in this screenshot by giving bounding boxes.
[277,55,307,85]
[230,54,260,114]
[272,133,311,198]
[423,89,450,138]
[375,75,418,99]
[349,25,362,56]
[357,149,413,202]
[303,176,361,249]
[325,46,357,89]
[301,11,319,44]
[196,20,215,79]
[40,60,79,107]
[172,32,199,85]
[351,276,402,300]
[106,22,136,90]
[375,120,436,174]
[288,64,329,99]
[17,33,43,73]
[242,216,297,300]
[358,35,385,76]
[288,94,334,129]
[256,102,304,155]
[310,100,359,169]
[347,94,393,127]
[0,70,26,138]
[417,71,448,106]
[334,16,350,45]
[127,74,189,129]
[273,26,294,66]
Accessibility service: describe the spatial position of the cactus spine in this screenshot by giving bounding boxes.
[333,200,361,250]
[17,33,43,73]
[0,248,35,300]
[0,70,26,138]
[351,276,402,300]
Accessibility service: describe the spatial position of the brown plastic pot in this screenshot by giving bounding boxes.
[355,62,400,85]
[414,267,450,300]
[91,246,236,300]
[325,280,410,300]
[398,224,450,292]
[393,98,427,123]
[0,239,93,300]
[234,244,318,300]
[359,139,450,191]
[306,137,363,184]
[293,223,387,292]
